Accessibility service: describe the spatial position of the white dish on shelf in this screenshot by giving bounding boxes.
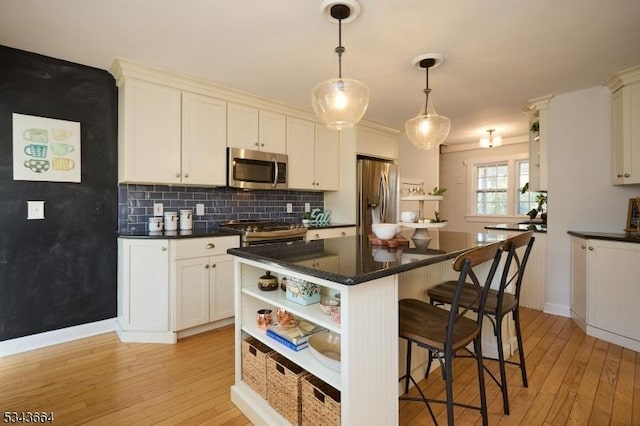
[401,221,448,229]
[308,331,341,372]
[400,194,443,201]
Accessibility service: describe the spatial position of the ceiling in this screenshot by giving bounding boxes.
[2,0,640,145]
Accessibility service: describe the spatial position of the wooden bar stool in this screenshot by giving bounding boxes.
[399,241,505,426]
[427,231,535,415]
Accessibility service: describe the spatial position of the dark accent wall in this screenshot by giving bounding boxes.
[119,184,324,232]
[0,46,118,341]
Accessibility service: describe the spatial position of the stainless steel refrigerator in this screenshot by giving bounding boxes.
[357,156,400,236]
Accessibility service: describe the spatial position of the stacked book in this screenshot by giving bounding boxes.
[266,319,325,351]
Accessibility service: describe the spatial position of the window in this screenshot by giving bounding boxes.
[470,155,532,218]
[517,160,544,215]
[475,163,508,215]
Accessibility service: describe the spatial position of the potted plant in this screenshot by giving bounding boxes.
[302,212,311,226]
[521,183,547,222]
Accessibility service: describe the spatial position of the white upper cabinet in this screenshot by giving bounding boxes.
[119,79,182,184]
[182,92,227,185]
[286,117,339,191]
[116,77,227,186]
[356,126,398,160]
[608,65,640,185]
[227,103,286,154]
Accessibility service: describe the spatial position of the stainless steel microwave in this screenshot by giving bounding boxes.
[227,147,288,190]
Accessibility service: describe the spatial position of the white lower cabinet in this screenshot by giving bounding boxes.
[117,238,172,342]
[570,237,640,351]
[117,235,239,343]
[306,226,356,241]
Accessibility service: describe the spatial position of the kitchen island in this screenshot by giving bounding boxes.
[228,230,508,425]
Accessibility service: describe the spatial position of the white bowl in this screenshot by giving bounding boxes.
[372,223,401,240]
[308,331,341,372]
[400,211,418,223]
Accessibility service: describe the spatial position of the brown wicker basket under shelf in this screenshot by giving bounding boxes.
[301,374,341,426]
[266,353,307,425]
[241,337,274,399]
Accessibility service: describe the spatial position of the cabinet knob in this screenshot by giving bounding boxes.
[260,143,264,147]
[175,173,180,178]
[211,264,216,268]
[341,232,346,237]
[161,247,167,251]
[617,174,623,178]
[255,142,259,147]
[184,173,189,178]
[624,173,631,178]
[314,234,320,239]
[588,246,594,251]
[206,243,215,249]
[205,264,209,269]
[581,245,586,249]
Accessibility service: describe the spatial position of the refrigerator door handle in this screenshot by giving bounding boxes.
[380,171,389,222]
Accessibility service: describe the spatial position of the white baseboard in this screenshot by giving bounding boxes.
[543,303,570,317]
[0,318,117,357]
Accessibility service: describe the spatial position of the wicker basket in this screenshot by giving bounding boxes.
[266,353,307,424]
[301,375,341,426]
[241,337,274,399]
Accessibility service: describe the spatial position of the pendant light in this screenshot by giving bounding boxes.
[312,0,369,130]
[479,129,502,148]
[405,54,451,150]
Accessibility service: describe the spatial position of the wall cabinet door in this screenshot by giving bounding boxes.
[314,125,340,191]
[210,255,235,321]
[570,237,587,330]
[181,92,227,185]
[287,118,340,191]
[356,126,398,160]
[174,257,210,331]
[259,110,286,154]
[118,239,170,331]
[611,82,640,184]
[228,103,286,154]
[587,239,640,342]
[286,117,316,190]
[120,79,182,183]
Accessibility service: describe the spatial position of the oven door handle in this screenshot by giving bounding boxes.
[272,157,278,188]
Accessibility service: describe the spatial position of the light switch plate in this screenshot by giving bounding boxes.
[196,203,205,216]
[153,203,163,216]
[304,203,310,213]
[27,201,45,220]
[286,203,293,213]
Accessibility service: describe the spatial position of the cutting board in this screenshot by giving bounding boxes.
[368,234,410,248]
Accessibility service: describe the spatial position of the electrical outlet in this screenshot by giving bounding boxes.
[196,203,205,216]
[286,203,293,213]
[304,203,310,213]
[153,203,163,216]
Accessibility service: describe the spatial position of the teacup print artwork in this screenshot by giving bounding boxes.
[12,113,81,183]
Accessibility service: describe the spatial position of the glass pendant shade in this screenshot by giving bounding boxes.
[405,96,451,150]
[312,77,370,130]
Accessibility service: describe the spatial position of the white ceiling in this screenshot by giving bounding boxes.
[2,0,640,145]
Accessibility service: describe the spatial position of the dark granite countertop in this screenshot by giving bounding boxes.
[567,230,640,243]
[485,222,547,233]
[228,230,510,285]
[118,229,241,239]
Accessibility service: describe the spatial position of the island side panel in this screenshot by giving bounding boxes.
[342,275,399,426]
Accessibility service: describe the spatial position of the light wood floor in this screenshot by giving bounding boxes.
[1,309,639,425]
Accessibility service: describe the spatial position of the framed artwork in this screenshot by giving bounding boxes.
[12,113,81,183]
[625,197,640,233]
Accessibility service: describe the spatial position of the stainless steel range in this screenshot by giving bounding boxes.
[219,220,308,246]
